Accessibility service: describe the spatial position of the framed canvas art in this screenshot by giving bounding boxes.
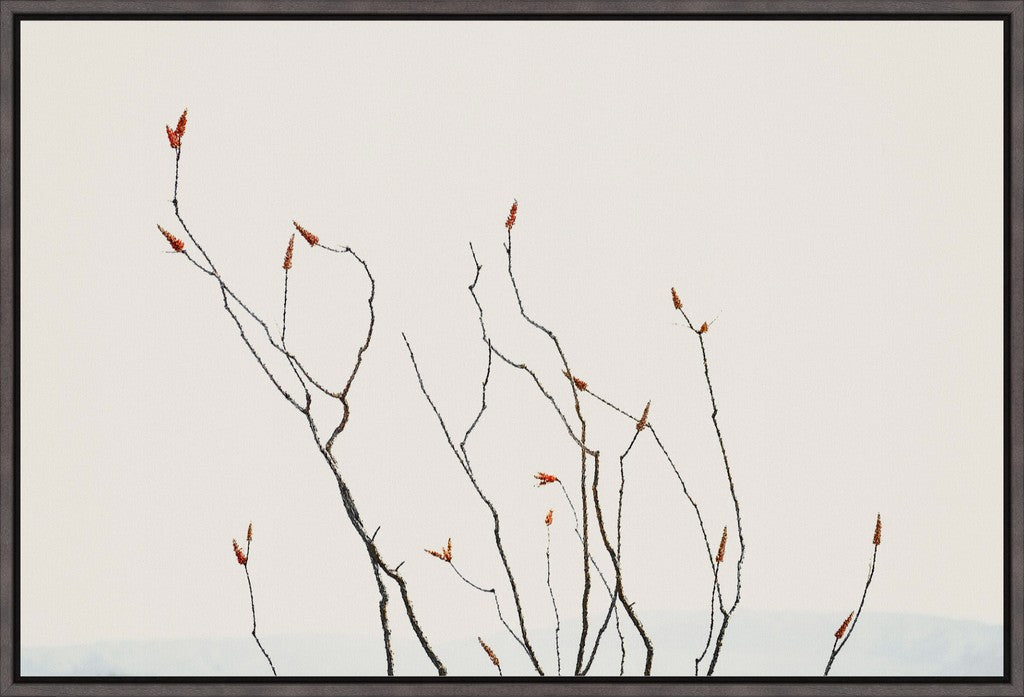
[1,2,1021,695]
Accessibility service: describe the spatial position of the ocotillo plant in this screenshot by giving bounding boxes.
[824,514,884,675]
[156,109,445,676]
[232,522,276,676]
[155,109,885,677]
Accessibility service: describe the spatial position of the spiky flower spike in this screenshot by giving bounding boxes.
[699,322,709,334]
[545,509,554,527]
[873,514,882,546]
[563,369,588,392]
[247,522,253,542]
[425,537,453,563]
[175,109,188,138]
[835,611,854,640]
[636,401,651,431]
[478,637,500,668]
[165,108,187,149]
[232,539,248,566]
[283,234,295,270]
[716,526,728,564]
[534,472,559,486]
[158,224,185,252]
[165,126,180,149]
[293,220,319,247]
[671,287,682,310]
[505,200,518,231]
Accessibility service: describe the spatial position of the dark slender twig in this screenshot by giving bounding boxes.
[695,561,721,675]
[501,226,595,677]
[555,481,624,676]
[545,515,562,675]
[592,431,655,675]
[281,267,290,344]
[445,561,531,659]
[824,519,882,675]
[672,303,745,675]
[161,130,445,676]
[240,535,277,676]
[570,380,716,674]
[403,329,545,675]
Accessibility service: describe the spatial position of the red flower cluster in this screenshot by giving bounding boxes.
[636,401,651,432]
[563,369,587,392]
[716,526,728,564]
[873,514,882,546]
[247,522,253,543]
[699,322,709,334]
[232,539,248,566]
[158,224,185,253]
[283,234,295,270]
[835,611,853,640]
[545,509,554,527]
[293,220,319,247]
[165,108,187,149]
[534,472,559,486]
[505,200,518,231]
[478,637,500,667]
[671,287,682,310]
[425,538,453,563]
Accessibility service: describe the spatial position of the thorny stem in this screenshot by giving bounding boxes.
[242,539,277,676]
[545,525,562,676]
[403,327,545,675]
[614,426,629,677]
[573,381,717,674]
[502,229,595,676]
[556,481,624,676]
[824,544,880,675]
[695,561,721,675]
[281,269,290,344]
[164,141,445,676]
[592,432,655,675]
[673,305,745,676]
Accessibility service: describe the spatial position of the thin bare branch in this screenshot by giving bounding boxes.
[241,537,277,676]
[403,328,545,675]
[592,435,655,675]
[824,525,882,675]
[501,224,596,676]
[163,134,445,676]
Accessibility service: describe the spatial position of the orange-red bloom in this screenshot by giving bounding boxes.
[505,200,518,231]
[293,220,319,247]
[716,526,728,564]
[671,287,682,310]
[175,109,188,138]
[545,509,554,526]
[158,224,185,252]
[165,108,187,149]
[425,537,453,563]
[232,539,248,566]
[563,369,587,392]
[478,637,500,667]
[534,472,559,486]
[165,126,180,149]
[873,514,882,546]
[636,401,651,431]
[283,234,295,270]
[835,611,853,639]
[699,322,709,334]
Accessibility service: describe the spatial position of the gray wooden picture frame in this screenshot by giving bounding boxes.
[0,1,1021,695]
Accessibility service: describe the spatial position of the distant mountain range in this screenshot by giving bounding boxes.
[21,610,1002,677]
